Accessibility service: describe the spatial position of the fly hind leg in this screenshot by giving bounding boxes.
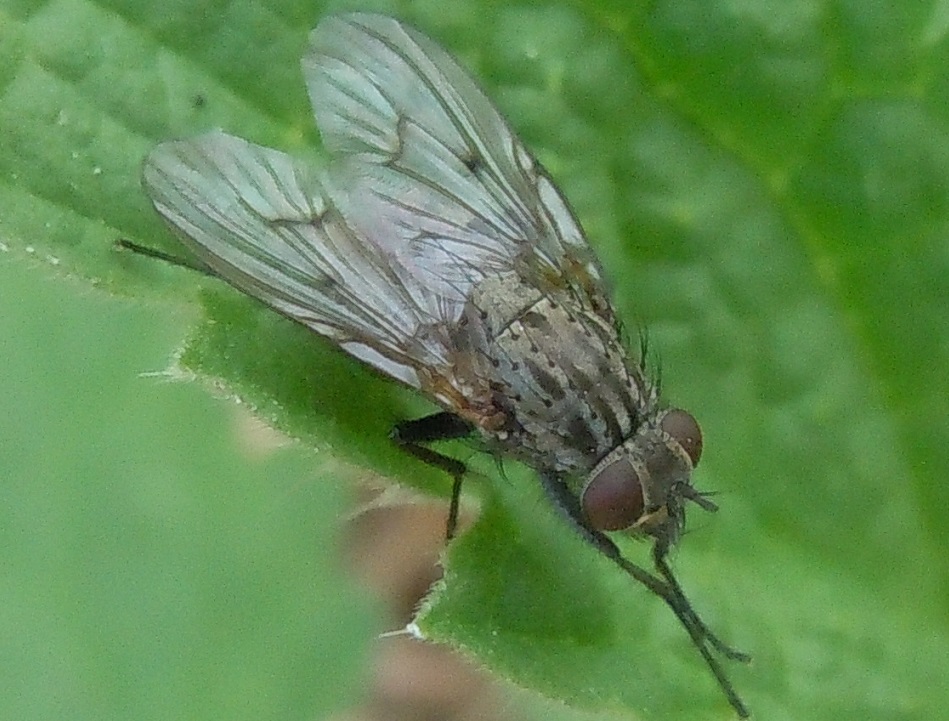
[390,412,474,540]
[114,239,218,277]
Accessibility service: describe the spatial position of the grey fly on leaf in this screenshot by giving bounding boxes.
[135,12,750,717]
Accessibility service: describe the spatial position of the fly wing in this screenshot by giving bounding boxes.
[143,131,447,389]
[142,13,614,414]
[303,13,616,323]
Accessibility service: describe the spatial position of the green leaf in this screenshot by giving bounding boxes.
[4,1,948,720]
[0,262,377,720]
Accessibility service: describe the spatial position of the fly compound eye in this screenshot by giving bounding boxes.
[581,458,644,531]
[661,409,703,467]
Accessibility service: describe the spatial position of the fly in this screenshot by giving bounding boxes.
[133,12,751,716]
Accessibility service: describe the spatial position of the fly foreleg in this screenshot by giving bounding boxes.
[651,543,751,662]
[539,471,751,718]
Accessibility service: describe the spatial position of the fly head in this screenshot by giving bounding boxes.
[580,408,714,552]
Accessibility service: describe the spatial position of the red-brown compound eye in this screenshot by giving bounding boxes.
[661,409,703,467]
[581,458,644,531]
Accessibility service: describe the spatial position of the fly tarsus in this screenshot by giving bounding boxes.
[649,544,751,717]
[391,412,473,539]
[652,545,752,663]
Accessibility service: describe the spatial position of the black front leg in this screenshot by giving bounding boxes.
[391,412,473,539]
[538,471,751,718]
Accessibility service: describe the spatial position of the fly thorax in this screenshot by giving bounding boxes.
[455,273,651,472]
[579,409,706,548]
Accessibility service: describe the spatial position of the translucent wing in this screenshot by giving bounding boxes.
[142,12,612,412]
[303,13,614,321]
[143,131,447,389]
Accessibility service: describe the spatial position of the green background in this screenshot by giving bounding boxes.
[3,1,948,719]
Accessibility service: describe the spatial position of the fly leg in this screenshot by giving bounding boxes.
[390,412,474,539]
[114,239,219,277]
[652,543,751,661]
[538,471,751,718]
[648,543,751,718]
